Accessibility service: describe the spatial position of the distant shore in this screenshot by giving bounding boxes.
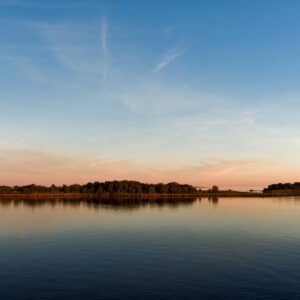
[0,191,299,200]
[1,181,300,200]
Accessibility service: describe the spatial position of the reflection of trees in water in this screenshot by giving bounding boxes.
[0,196,227,211]
[196,196,219,205]
[0,197,198,211]
[96,198,198,211]
[208,196,219,205]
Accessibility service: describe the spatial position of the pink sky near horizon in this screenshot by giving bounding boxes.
[0,148,298,189]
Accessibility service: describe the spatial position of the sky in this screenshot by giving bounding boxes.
[1,0,300,188]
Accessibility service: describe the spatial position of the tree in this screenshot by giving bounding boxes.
[211,185,219,193]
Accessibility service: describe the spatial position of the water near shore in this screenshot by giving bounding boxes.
[1,197,300,299]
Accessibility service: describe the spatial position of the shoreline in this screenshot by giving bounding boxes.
[0,192,299,199]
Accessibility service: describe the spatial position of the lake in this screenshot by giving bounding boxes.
[0,197,300,299]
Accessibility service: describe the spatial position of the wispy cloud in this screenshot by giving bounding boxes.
[36,17,110,80]
[100,16,109,80]
[153,45,189,72]
[12,58,46,84]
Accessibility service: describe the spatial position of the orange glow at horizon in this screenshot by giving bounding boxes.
[0,148,299,188]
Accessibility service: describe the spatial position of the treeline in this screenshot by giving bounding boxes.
[263,182,300,193]
[0,181,197,195]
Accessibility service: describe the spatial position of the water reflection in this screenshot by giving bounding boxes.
[2,196,300,211]
[1,196,300,300]
[0,197,199,211]
[208,196,219,205]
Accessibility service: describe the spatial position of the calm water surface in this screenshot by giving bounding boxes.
[1,197,300,300]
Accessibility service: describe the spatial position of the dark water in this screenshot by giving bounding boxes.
[1,197,300,300]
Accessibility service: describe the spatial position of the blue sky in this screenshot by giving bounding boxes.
[1,0,300,187]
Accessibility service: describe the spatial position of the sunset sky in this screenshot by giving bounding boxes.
[1,0,300,188]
